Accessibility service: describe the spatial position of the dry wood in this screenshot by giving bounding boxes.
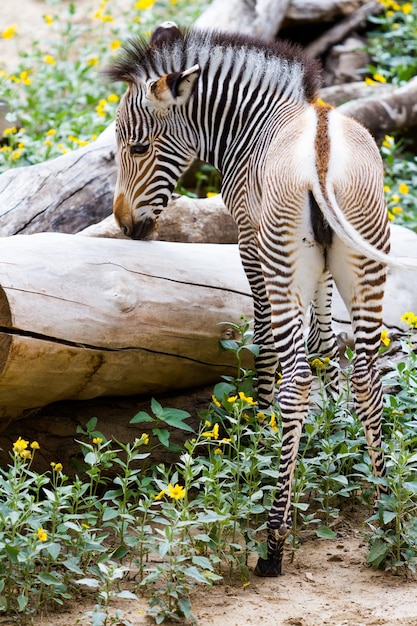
[305,1,383,58]
[0,233,253,423]
[338,76,417,138]
[0,123,117,237]
[194,0,292,39]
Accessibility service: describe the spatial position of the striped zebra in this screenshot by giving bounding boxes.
[106,24,415,577]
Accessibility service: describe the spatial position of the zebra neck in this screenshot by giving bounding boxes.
[191,49,309,174]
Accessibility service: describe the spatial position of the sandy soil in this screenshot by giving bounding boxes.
[15,523,417,626]
[2,2,417,625]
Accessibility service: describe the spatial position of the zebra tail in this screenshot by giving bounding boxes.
[312,181,417,271]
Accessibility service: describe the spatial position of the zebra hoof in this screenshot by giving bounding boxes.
[254,557,283,577]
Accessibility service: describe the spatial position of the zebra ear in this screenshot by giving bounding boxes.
[144,65,200,110]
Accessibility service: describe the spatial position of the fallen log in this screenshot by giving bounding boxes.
[0,234,253,424]
[0,123,117,237]
[0,223,416,425]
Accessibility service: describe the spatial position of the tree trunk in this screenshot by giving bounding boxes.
[0,233,253,424]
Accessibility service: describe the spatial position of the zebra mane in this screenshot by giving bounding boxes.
[105,27,322,104]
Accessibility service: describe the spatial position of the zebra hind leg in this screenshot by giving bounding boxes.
[307,271,340,398]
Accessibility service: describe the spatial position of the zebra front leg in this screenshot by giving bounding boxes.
[255,356,312,576]
[254,292,313,576]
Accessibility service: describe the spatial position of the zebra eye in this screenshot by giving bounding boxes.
[129,143,150,156]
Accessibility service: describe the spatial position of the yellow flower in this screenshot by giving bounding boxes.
[3,127,17,136]
[37,528,48,542]
[44,55,56,65]
[212,423,219,439]
[44,14,54,25]
[46,128,56,136]
[20,450,32,460]
[311,357,325,369]
[214,448,223,455]
[53,462,63,472]
[391,206,403,215]
[238,391,256,405]
[109,40,121,51]
[44,139,53,148]
[30,441,40,450]
[206,191,218,198]
[57,143,69,154]
[2,24,17,39]
[168,483,186,500]
[13,436,29,455]
[134,0,156,9]
[154,488,167,500]
[81,523,90,529]
[402,2,412,14]
[373,73,387,83]
[211,394,221,407]
[380,329,390,347]
[401,311,417,329]
[365,77,376,86]
[107,93,119,103]
[227,395,238,403]
[95,99,107,117]
[382,135,394,149]
[398,182,409,194]
[20,71,31,85]
[383,185,390,193]
[10,149,22,161]
[87,57,99,67]
[269,413,278,433]
[141,433,149,445]
[92,437,103,444]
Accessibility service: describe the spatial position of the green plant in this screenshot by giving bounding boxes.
[0,0,209,173]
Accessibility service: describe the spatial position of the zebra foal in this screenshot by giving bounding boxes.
[106,24,415,577]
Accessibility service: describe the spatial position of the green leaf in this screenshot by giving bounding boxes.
[77,577,100,588]
[117,590,138,600]
[219,339,239,351]
[178,596,193,619]
[112,544,129,560]
[152,428,170,448]
[183,565,210,584]
[102,507,119,521]
[192,555,214,570]
[367,540,388,568]
[37,572,63,586]
[17,593,28,612]
[242,343,260,357]
[130,411,154,425]
[316,526,337,539]
[382,510,397,525]
[46,542,61,560]
[151,397,164,418]
[62,558,84,575]
[158,408,194,432]
[5,544,19,563]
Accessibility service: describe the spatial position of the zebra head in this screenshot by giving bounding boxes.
[110,26,200,239]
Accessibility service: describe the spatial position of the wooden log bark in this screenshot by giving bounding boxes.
[305,1,383,58]
[0,234,253,424]
[338,77,417,139]
[0,123,117,237]
[195,0,368,34]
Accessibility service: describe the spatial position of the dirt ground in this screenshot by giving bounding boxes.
[19,523,417,626]
[2,1,417,625]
